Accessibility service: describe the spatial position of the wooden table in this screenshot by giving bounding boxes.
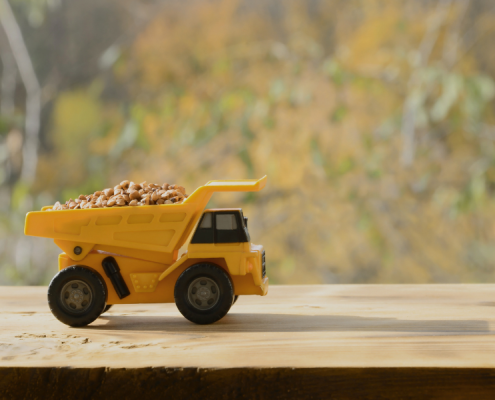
[1,285,495,399]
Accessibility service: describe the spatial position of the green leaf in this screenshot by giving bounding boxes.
[330,104,348,123]
[430,73,463,122]
[110,120,139,158]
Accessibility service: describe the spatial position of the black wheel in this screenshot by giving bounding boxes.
[101,304,113,314]
[233,295,239,305]
[48,266,107,327]
[174,263,234,325]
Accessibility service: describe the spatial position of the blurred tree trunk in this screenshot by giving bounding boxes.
[0,0,40,185]
[0,49,16,117]
[401,0,452,167]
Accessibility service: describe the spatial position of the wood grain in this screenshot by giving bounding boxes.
[1,284,495,399]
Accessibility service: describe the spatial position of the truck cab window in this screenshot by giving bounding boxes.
[191,213,214,243]
[192,211,249,244]
[200,212,212,228]
[216,214,237,230]
[215,213,246,243]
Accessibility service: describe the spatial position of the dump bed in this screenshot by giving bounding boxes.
[24,176,266,256]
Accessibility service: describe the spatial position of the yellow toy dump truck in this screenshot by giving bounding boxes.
[24,176,268,327]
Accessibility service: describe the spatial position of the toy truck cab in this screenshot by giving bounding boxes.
[157,206,268,313]
[187,208,267,291]
[24,176,268,327]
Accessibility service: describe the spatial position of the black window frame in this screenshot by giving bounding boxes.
[190,213,214,244]
[191,210,250,244]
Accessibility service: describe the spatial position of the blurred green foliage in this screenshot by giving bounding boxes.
[1,0,495,285]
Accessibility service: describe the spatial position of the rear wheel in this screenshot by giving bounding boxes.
[174,263,234,324]
[48,266,107,327]
[233,295,239,305]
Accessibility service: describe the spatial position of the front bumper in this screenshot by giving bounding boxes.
[260,276,269,296]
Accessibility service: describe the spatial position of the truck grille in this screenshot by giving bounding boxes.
[262,250,266,278]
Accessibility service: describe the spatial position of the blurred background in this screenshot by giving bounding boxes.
[1,0,495,285]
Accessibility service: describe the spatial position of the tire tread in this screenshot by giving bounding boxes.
[47,266,107,327]
[174,263,233,325]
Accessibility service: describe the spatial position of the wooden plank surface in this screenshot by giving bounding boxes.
[1,284,495,368]
[1,284,495,399]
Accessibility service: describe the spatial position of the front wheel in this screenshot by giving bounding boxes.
[101,304,113,314]
[48,266,107,327]
[174,263,234,324]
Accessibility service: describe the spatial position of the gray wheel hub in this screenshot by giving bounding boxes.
[60,280,93,313]
[187,277,220,310]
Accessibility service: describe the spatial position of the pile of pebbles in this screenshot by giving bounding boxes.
[49,180,188,210]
